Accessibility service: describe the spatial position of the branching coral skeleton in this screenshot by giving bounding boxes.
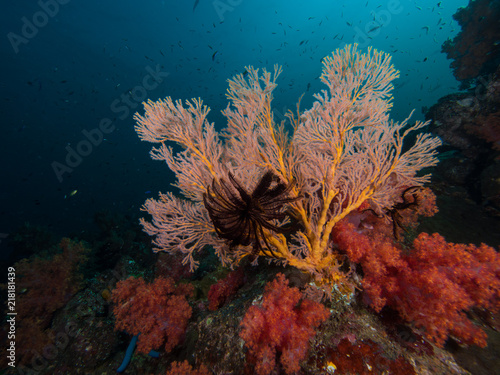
[134,44,441,293]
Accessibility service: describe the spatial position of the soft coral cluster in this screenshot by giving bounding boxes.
[112,276,194,354]
[165,360,210,375]
[332,221,500,347]
[208,266,246,311]
[442,0,500,83]
[239,273,330,375]
[16,238,88,325]
[12,238,88,366]
[407,233,500,346]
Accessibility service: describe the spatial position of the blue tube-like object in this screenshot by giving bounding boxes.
[148,350,160,358]
[117,334,138,372]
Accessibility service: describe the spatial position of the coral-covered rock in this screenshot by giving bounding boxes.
[208,266,245,311]
[324,338,415,375]
[15,238,88,324]
[155,251,193,282]
[10,238,89,366]
[481,161,500,208]
[442,0,500,84]
[427,93,486,159]
[426,66,500,207]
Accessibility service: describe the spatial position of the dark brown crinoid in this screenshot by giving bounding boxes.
[387,186,422,240]
[203,170,300,259]
[364,186,423,240]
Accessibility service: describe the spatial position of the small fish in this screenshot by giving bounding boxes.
[368,24,382,33]
[212,51,218,61]
[193,0,200,12]
[64,189,78,199]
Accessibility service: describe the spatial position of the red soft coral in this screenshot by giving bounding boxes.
[112,277,193,354]
[16,238,88,324]
[333,220,408,312]
[208,266,245,311]
[403,233,500,346]
[239,273,329,375]
[332,221,500,347]
[442,0,500,82]
[165,360,210,375]
[8,238,88,366]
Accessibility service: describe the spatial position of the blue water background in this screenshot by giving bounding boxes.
[0,0,468,256]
